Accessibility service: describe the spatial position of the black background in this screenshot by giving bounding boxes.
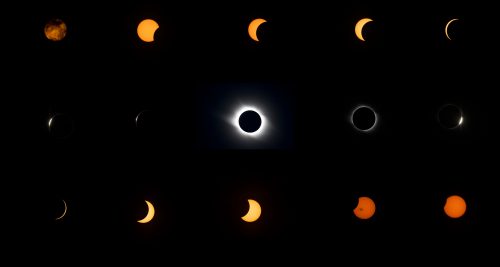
[2,0,499,264]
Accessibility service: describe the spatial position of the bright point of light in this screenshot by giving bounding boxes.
[48,117,54,128]
[458,116,463,126]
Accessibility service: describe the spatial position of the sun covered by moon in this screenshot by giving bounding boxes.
[445,18,459,40]
[444,195,467,219]
[355,18,373,41]
[44,18,67,41]
[138,200,155,223]
[350,105,378,132]
[353,196,376,220]
[241,199,262,223]
[55,199,68,221]
[248,18,267,42]
[437,104,463,129]
[232,106,267,137]
[137,19,159,42]
[48,113,75,139]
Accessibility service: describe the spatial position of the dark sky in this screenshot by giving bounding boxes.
[2,0,499,264]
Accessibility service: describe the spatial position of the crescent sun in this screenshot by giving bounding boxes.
[55,199,67,220]
[138,200,155,223]
[355,18,373,42]
[248,18,267,42]
[445,18,459,40]
[48,117,54,128]
[135,111,144,127]
[241,199,262,223]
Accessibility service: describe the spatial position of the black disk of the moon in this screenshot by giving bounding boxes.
[438,104,462,129]
[448,21,462,41]
[238,110,262,133]
[135,110,158,131]
[352,106,376,131]
[49,114,74,139]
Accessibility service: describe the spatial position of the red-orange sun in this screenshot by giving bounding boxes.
[444,195,467,219]
[353,196,376,220]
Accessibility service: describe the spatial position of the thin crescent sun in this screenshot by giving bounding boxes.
[248,18,267,42]
[55,199,67,220]
[445,18,459,40]
[138,200,155,223]
[135,111,145,127]
[48,117,54,128]
[135,113,140,126]
[355,18,373,41]
[241,199,262,223]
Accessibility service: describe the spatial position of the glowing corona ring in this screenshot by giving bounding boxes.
[233,106,266,137]
[350,105,378,132]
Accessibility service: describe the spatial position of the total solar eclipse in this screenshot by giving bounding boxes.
[239,110,262,133]
[437,104,463,129]
[233,106,266,137]
[351,105,377,132]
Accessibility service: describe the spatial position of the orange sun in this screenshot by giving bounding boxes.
[44,18,67,41]
[444,195,467,219]
[137,19,159,42]
[353,196,376,220]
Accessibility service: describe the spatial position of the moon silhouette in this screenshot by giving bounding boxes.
[239,110,262,133]
[241,199,262,223]
[55,199,67,220]
[445,18,459,40]
[138,200,155,223]
[137,19,159,42]
[353,196,376,220]
[351,105,377,132]
[135,110,157,129]
[233,106,266,137]
[135,111,143,127]
[248,18,267,42]
[48,113,75,139]
[44,18,67,41]
[444,195,467,219]
[437,104,463,129]
[355,18,373,41]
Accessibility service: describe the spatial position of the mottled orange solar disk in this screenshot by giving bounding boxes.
[353,196,376,220]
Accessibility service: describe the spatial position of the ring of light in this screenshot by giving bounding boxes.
[351,105,378,132]
[233,106,266,137]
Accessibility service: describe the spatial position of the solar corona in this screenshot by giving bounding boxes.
[7,3,489,263]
